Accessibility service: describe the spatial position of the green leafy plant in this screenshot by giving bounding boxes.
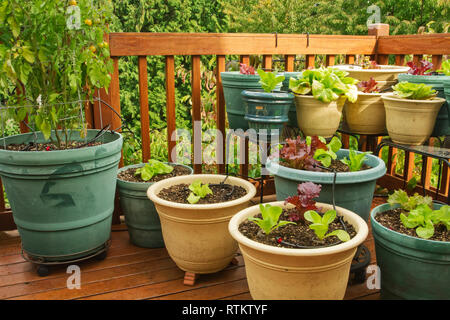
[0,0,114,148]
[341,149,372,172]
[187,180,213,204]
[310,136,342,168]
[392,82,437,100]
[257,69,285,93]
[248,203,295,235]
[400,204,450,239]
[388,190,433,211]
[304,209,350,241]
[134,160,173,181]
[289,67,358,103]
[437,59,450,76]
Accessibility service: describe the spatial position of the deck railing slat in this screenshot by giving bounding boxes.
[138,56,151,163]
[165,56,177,163]
[285,55,295,71]
[216,55,226,174]
[191,55,202,174]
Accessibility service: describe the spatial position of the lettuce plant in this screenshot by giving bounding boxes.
[304,209,350,241]
[357,77,380,93]
[392,82,437,100]
[277,136,326,171]
[187,180,213,204]
[437,60,450,76]
[240,63,256,75]
[289,67,358,103]
[341,149,371,172]
[134,160,173,181]
[388,190,433,211]
[407,60,434,75]
[311,136,342,168]
[400,204,450,239]
[248,204,295,235]
[285,182,321,222]
[257,69,285,93]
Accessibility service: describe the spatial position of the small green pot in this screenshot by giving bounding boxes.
[266,149,386,222]
[0,130,123,261]
[117,163,193,248]
[371,202,449,300]
[242,89,294,137]
[281,72,302,127]
[398,73,450,136]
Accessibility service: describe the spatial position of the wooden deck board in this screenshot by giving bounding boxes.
[0,198,385,300]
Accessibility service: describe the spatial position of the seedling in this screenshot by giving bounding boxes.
[248,204,295,235]
[187,180,213,204]
[357,77,380,93]
[437,59,450,76]
[406,60,434,75]
[257,69,285,93]
[399,204,450,239]
[277,136,327,171]
[341,149,371,172]
[393,82,437,100]
[304,209,350,242]
[240,63,256,75]
[285,182,321,222]
[311,136,342,168]
[387,190,433,211]
[134,160,173,181]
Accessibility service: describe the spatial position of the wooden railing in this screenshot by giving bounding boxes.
[1,24,449,230]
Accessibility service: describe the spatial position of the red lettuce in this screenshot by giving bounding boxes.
[357,77,379,93]
[275,136,327,171]
[239,63,256,75]
[407,60,434,76]
[285,182,322,221]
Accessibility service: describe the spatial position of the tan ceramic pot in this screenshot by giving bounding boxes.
[382,93,446,145]
[294,95,346,138]
[229,201,368,300]
[344,92,386,134]
[333,65,410,91]
[147,174,256,274]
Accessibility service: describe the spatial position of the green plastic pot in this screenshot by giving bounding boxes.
[398,73,450,136]
[281,72,302,127]
[371,202,449,300]
[117,163,193,248]
[242,89,294,136]
[221,72,281,130]
[266,149,386,222]
[0,130,123,261]
[444,78,450,117]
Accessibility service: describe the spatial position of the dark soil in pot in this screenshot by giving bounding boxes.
[239,208,357,248]
[158,183,247,204]
[0,141,103,151]
[281,159,371,173]
[375,209,449,242]
[117,164,191,183]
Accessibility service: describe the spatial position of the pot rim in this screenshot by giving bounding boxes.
[370,202,449,248]
[117,162,194,186]
[381,92,446,104]
[332,64,410,73]
[229,201,368,256]
[147,174,257,210]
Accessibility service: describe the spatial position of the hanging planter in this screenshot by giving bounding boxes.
[117,161,193,248]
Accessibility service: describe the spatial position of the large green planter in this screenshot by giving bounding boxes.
[242,89,294,137]
[371,202,449,300]
[117,163,193,248]
[221,72,282,130]
[281,72,302,127]
[398,73,450,136]
[266,149,386,222]
[0,130,123,261]
[444,78,450,118]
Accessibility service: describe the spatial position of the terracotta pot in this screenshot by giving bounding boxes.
[382,93,446,145]
[344,92,386,134]
[147,174,256,274]
[229,201,368,300]
[294,95,346,138]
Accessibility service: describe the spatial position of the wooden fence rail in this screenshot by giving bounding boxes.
[1,24,450,230]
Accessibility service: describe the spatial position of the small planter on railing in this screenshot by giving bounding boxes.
[370,190,449,299]
[117,160,193,248]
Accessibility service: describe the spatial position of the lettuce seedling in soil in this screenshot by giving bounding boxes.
[276,136,327,171]
[239,63,256,75]
[357,77,380,93]
[400,204,450,239]
[285,182,321,222]
[341,149,371,172]
[393,82,437,100]
[304,209,350,242]
[248,204,295,235]
[387,189,433,211]
[437,59,450,76]
[187,180,213,204]
[312,136,342,168]
[407,60,434,75]
[257,69,285,93]
[135,159,174,181]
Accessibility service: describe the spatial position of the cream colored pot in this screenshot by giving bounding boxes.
[294,95,345,138]
[344,92,386,134]
[147,174,256,274]
[382,93,446,145]
[333,65,410,91]
[228,201,368,300]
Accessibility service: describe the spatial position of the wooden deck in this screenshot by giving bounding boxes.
[0,197,385,300]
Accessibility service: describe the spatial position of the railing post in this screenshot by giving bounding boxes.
[369,23,389,64]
